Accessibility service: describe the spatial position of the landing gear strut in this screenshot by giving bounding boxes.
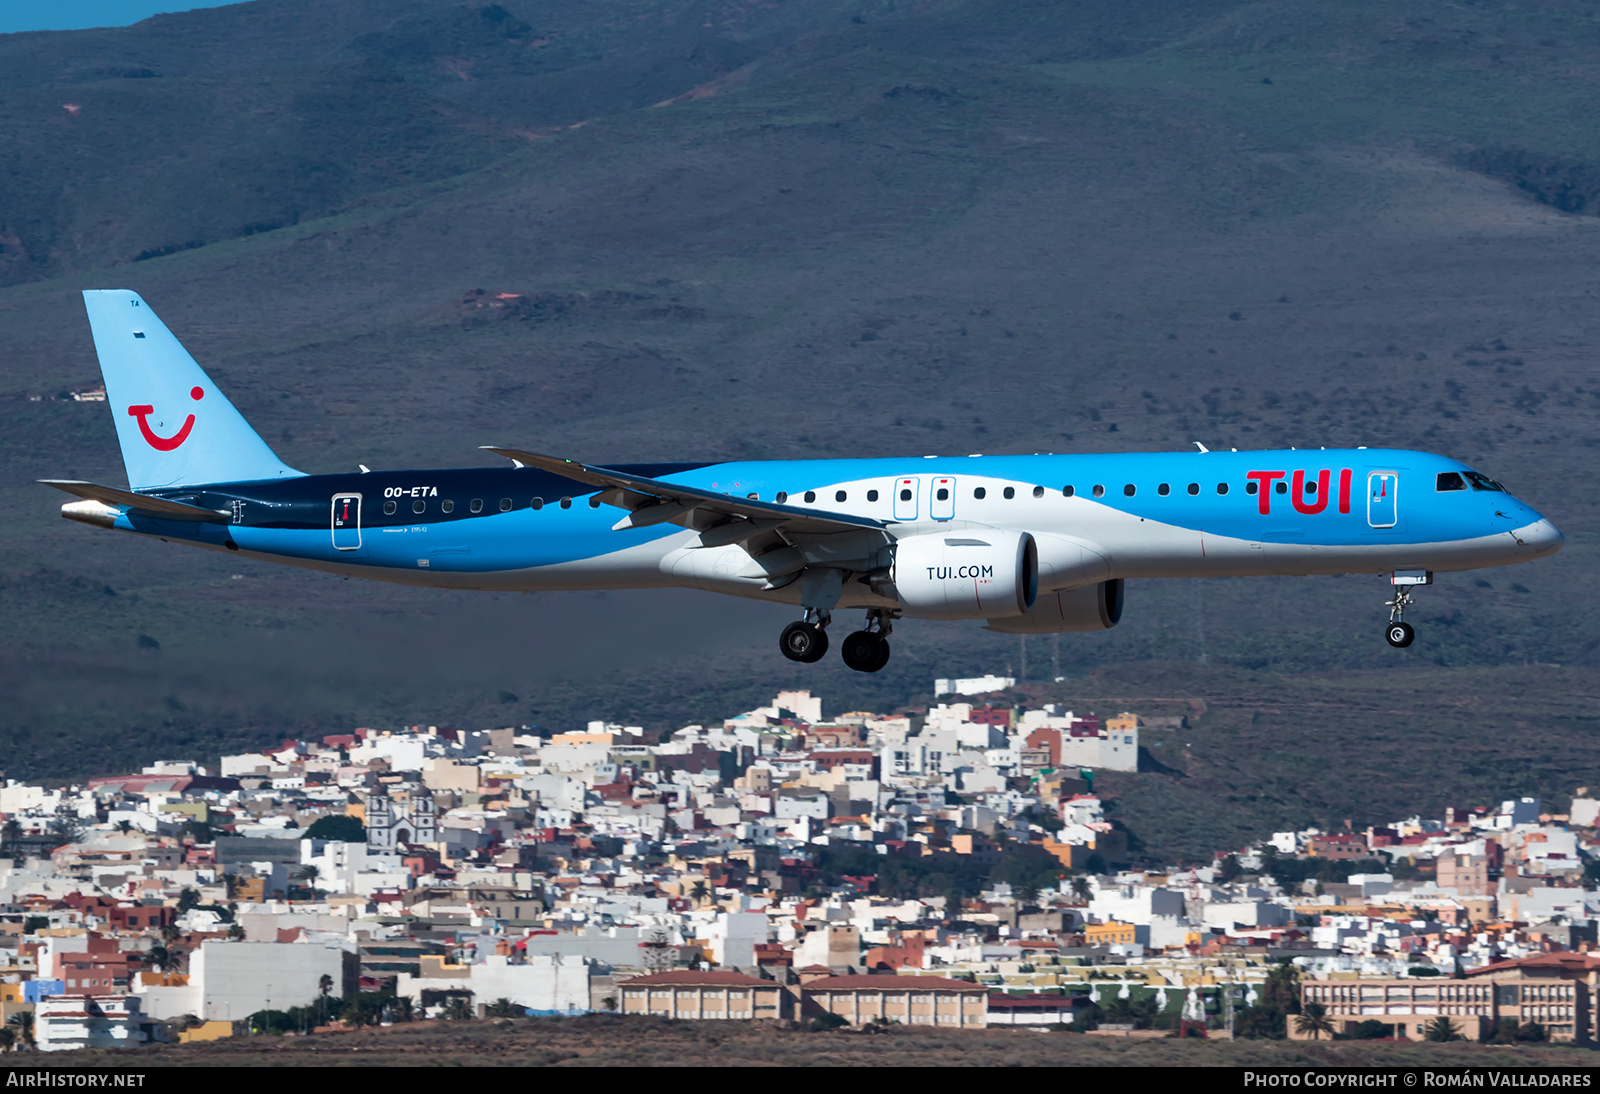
[1384,570,1431,648]
[841,610,895,673]
[779,608,831,663]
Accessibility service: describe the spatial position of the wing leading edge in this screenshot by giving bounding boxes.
[479,447,887,543]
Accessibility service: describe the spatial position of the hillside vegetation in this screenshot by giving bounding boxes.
[2,1,1598,862]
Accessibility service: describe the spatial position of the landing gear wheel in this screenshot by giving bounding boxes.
[869,637,891,672]
[780,621,830,663]
[1386,621,1415,648]
[841,631,889,673]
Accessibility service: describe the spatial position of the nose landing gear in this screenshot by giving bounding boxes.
[1383,570,1431,648]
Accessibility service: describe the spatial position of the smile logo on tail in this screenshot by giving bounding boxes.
[128,386,204,451]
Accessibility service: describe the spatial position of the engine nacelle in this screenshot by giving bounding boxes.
[886,529,1037,620]
[985,579,1125,633]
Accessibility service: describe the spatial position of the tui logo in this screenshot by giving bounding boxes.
[128,386,203,451]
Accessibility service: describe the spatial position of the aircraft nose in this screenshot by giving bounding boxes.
[1511,517,1564,558]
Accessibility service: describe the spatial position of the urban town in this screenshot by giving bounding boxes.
[0,675,1593,1052]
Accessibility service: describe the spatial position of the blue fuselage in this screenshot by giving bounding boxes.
[100,448,1561,613]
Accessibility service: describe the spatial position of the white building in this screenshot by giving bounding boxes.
[134,940,344,1023]
[934,676,1015,697]
[394,954,596,1015]
[36,995,156,1052]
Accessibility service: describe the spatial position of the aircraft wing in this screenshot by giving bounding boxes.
[38,479,231,522]
[480,447,887,543]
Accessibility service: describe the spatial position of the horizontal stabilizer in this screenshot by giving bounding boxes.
[38,480,230,522]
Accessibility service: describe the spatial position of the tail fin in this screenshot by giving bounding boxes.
[83,290,303,490]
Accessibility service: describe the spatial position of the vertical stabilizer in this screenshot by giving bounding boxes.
[83,290,303,490]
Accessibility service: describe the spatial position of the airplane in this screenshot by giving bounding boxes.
[41,290,1565,672]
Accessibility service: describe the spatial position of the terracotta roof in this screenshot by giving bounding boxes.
[618,971,775,987]
[1464,953,1600,977]
[802,975,984,992]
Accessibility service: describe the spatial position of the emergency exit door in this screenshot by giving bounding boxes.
[893,478,919,521]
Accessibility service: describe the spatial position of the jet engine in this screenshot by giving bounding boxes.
[885,529,1037,620]
[984,579,1124,633]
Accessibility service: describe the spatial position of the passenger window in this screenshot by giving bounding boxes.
[441,499,454,514]
[835,490,847,502]
[776,491,789,503]
[1305,479,1318,495]
[531,498,543,510]
[1246,481,1259,495]
[1032,486,1044,498]
[1063,485,1075,497]
[1436,472,1467,492]
[1187,483,1199,496]
[500,498,513,512]
[1217,483,1229,495]
[937,488,949,501]
[384,500,397,515]
[1003,486,1015,499]
[1123,484,1136,497]
[470,499,483,514]
[899,488,912,502]
[1275,481,1287,494]
[974,487,987,500]
[412,499,426,514]
[1092,485,1105,498]
[558,497,571,509]
[1158,484,1170,496]
[867,489,879,502]
[805,490,817,503]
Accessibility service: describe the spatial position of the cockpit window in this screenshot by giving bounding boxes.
[1436,472,1467,492]
[1464,471,1506,492]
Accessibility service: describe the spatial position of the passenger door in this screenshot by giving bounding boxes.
[1367,472,1398,529]
[331,493,363,551]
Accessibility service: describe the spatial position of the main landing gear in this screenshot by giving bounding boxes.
[1383,570,1431,648]
[778,608,894,672]
[840,610,894,673]
[779,610,831,663]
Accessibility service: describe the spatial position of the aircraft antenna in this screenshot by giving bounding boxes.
[1193,442,1209,453]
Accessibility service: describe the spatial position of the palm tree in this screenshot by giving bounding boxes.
[1070,876,1092,903]
[689,880,710,907]
[318,974,334,1027]
[7,1013,34,1050]
[1424,1016,1462,1042]
[484,998,519,1018]
[442,996,473,1021]
[1293,1002,1335,1040]
[0,1026,15,1052]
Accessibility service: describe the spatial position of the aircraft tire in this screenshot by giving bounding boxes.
[870,637,891,672]
[781,621,829,663]
[840,631,886,672]
[1385,622,1415,648]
